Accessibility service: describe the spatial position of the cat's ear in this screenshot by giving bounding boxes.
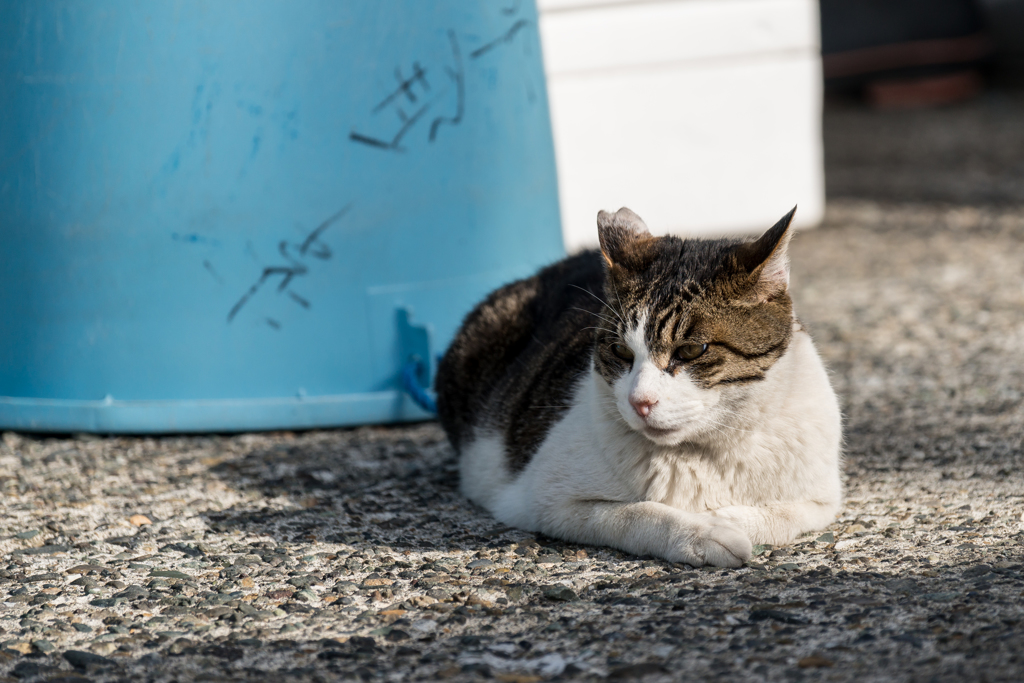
[597,207,652,268]
[736,206,797,301]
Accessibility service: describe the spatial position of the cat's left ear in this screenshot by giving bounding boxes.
[736,206,797,301]
[597,207,652,269]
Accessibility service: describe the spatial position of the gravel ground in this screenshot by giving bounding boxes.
[1,199,1023,682]
[824,91,1024,206]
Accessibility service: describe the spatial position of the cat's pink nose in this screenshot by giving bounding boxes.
[630,397,657,418]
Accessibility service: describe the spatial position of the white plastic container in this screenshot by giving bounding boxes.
[538,0,825,251]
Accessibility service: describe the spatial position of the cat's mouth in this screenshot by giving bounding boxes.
[642,424,677,439]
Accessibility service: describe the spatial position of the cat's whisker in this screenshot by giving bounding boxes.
[704,405,757,422]
[568,284,625,325]
[690,415,756,435]
[603,278,630,326]
[569,307,621,330]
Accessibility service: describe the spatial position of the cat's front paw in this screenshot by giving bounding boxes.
[666,516,752,568]
[711,505,756,535]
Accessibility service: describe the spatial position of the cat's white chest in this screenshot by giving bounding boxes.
[638,448,762,512]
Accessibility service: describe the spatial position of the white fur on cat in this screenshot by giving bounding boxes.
[459,315,842,567]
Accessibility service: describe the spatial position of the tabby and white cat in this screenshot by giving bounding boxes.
[436,207,842,567]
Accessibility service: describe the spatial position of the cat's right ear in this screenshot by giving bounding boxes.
[597,207,652,268]
[735,206,797,302]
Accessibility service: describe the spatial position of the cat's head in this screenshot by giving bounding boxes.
[592,206,797,446]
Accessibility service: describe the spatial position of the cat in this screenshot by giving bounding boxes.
[435,207,842,567]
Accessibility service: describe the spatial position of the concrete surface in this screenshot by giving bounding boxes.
[1,96,1024,682]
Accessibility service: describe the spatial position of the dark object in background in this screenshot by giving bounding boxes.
[820,0,994,107]
[979,0,1024,84]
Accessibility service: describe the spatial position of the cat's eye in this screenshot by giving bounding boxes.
[676,343,707,361]
[611,343,634,362]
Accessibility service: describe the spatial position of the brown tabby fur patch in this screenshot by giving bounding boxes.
[436,252,604,472]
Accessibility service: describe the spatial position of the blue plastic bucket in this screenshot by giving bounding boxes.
[0,1,564,433]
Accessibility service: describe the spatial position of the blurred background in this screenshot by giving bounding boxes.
[540,0,1024,248]
[1,0,1022,434]
[818,0,1024,207]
